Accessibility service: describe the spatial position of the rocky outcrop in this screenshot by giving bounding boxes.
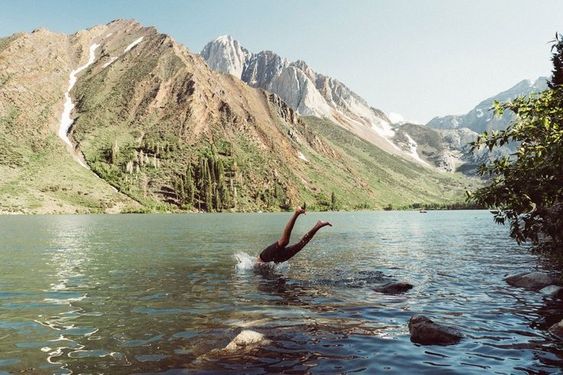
[505,272,559,291]
[408,315,463,346]
[267,92,298,125]
[374,282,413,294]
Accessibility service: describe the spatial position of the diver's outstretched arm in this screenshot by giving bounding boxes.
[278,206,306,247]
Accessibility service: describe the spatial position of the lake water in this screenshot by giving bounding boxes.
[0,211,561,374]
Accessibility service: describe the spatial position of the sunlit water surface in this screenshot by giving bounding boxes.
[0,211,562,374]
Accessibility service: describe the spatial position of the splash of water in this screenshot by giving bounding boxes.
[234,252,289,272]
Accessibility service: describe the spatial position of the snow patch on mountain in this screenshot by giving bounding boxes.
[404,133,429,167]
[102,56,117,68]
[124,36,143,53]
[58,42,100,168]
[298,151,308,162]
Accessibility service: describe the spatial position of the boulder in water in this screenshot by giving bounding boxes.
[408,315,463,345]
[540,285,563,299]
[374,282,413,294]
[505,272,559,291]
[225,330,269,351]
[548,319,563,341]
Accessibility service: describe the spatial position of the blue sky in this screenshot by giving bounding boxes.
[1,0,561,122]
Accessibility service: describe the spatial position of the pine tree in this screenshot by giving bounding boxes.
[110,140,119,165]
[185,164,195,206]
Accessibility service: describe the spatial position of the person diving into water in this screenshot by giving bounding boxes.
[257,206,332,263]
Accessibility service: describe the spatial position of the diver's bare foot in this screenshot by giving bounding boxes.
[295,206,306,216]
[315,220,332,229]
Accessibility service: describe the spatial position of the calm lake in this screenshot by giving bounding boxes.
[0,211,562,374]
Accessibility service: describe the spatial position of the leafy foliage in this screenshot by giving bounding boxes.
[469,34,563,253]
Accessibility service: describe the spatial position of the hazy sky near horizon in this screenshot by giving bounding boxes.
[1,0,561,123]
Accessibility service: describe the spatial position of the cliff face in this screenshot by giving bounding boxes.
[0,20,472,213]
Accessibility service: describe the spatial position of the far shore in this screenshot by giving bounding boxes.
[0,207,488,216]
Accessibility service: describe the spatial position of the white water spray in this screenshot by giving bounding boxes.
[234,252,289,272]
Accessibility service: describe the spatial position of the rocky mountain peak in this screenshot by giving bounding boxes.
[200,36,406,157]
[201,34,250,77]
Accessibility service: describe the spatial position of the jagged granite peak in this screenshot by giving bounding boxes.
[200,36,401,156]
[200,34,251,78]
[243,51,288,87]
[427,77,549,132]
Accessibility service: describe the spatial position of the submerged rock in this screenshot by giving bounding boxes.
[505,272,558,291]
[225,330,270,351]
[408,315,463,345]
[374,282,413,294]
[548,319,563,341]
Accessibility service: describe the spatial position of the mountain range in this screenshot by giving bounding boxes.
[393,77,548,173]
[201,35,400,156]
[201,35,548,175]
[0,20,474,214]
[426,77,548,132]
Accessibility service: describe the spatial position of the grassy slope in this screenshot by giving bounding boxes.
[0,120,141,214]
[301,116,479,209]
[0,30,141,214]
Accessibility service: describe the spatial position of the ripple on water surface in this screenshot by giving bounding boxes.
[0,211,561,373]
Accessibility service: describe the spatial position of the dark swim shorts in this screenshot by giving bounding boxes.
[259,233,311,263]
[259,241,283,263]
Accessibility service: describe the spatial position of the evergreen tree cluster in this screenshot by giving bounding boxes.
[173,147,234,211]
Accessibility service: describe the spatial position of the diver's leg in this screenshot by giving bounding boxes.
[277,206,306,247]
[277,220,332,262]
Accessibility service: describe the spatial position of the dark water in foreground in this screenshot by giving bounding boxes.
[0,211,562,374]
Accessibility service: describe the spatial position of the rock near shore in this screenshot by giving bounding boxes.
[408,315,463,346]
[374,282,414,294]
[504,272,559,291]
[225,330,270,351]
[548,320,563,341]
[540,285,563,299]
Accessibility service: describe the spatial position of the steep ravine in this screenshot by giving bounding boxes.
[58,42,100,168]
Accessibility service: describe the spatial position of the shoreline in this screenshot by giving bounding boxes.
[0,207,489,216]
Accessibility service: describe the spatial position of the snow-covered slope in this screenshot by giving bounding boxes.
[201,35,402,156]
